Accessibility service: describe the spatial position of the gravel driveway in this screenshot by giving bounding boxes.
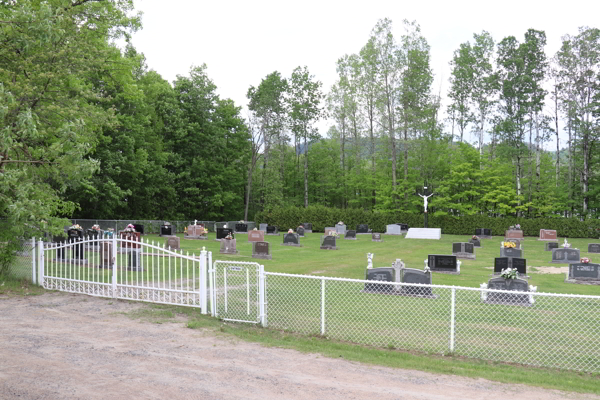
[0,292,597,400]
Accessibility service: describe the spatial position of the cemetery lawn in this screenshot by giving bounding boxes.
[152,232,600,295]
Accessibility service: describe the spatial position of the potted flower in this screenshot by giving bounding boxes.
[500,267,519,280]
[581,257,590,263]
[515,224,521,230]
[288,228,294,234]
[502,241,516,248]
[472,235,480,240]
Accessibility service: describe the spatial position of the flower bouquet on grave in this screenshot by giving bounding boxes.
[288,228,294,234]
[123,224,136,233]
[515,224,521,230]
[500,267,519,280]
[69,224,83,231]
[328,231,340,237]
[91,224,101,231]
[502,241,516,248]
[472,235,480,240]
[225,232,233,240]
[581,257,590,264]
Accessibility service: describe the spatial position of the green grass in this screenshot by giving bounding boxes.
[0,276,46,297]
[120,302,600,395]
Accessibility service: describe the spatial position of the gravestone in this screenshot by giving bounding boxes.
[345,230,357,240]
[494,257,527,275]
[248,230,265,242]
[259,223,268,232]
[297,226,305,237]
[133,224,144,235]
[252,241,271,260]
[320,235,338,250]
[551,248,581,263]
[335,223,347,235]
[324,227,336,235]
[127,249,142,271]
[386,224,402,235]
[545,242,559,251]
[282,233,301,247]
[302,223,313,233]
[452,242,475,259]
[500,247,523,258]
[235,223,248,233]
[475,228,492,239]
[186,224,207,240]
[505,229,524,240]
[166,236,180,251]
[356,224,369,234]
[364,267,395,294]
[160,224,174,237]
[588,243,600,253]
[401,268,433,297]
[101,241,113,268]
[483,277,532,305]
[566,263,600,283]
[266,226,279,235]
[405,228,441,240]
[216,228,234,240]
[427,255,459,274]
[219,238,238,254]
[372,233,383,242]
[469,238,481,247]
[87,229,101,240]
[398,223,409,233]
[68,228,84,260]
[539,229,558,241]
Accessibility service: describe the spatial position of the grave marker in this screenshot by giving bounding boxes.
[500,247,523,258]
[133,224,144,235]
[545,242,559,251]
[320,235,338,250]
[364,267,395,293]
[345,230,357,240]
[335,223,347,235]
[160,223,174,237]
[252,241,271,260]
[216,228,234,240]
[356,224,369,234]
[219,238,238,254]
[539,229,558,241]
[282,233,301,247]
[386,224,402,235]
[483,277,533,305]
[588,243,600,253]
[302,223,313,233]
[427,255,459,274]
[166,236,180,251]
[235,223,248,233]
[475,228,492,239]
[566,263,600,283]
[266,225,279,235]
[452,242,475,259]
[494,257,527,275]
[551,248,581,263]
[297,226,305,237]
[259,223,268,232]
[505,229,524,240]
[248,230,265,242]
[372,233,383,242]
[400,268,433,297]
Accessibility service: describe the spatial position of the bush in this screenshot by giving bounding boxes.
[254,206,600,238]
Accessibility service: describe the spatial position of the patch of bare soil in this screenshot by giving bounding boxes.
[530,266,569,274]
[0,292,597,400]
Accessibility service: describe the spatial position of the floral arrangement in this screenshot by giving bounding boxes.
[472,235,479,240]
[328,231,340,237]
[515,224,521,229]
[123,224,136,233]
[69,224,82,230]
[225,232,233,240]
[253,227,258,230]
[500,267,519,280]
[107,228,114,232]
[337,221,344,225]
[288,228,294,233]
[91,224,101,231]
[502,241,516,248]
[562,238,571,248]
[239,220,244,223]
[581,257,590,263]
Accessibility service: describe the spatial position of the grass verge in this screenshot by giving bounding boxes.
[0,276,46,297]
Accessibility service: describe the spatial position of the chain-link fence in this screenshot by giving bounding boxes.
[70,219,217,234]
[263,273,600,373]
[5,239,35,280]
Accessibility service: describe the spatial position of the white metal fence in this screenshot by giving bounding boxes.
[29,241,600,374]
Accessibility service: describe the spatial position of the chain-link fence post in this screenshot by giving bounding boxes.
[450,287,456,353]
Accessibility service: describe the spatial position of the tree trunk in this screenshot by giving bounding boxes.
[244,154,255,221]
[554,93,560,187]
[568,117,573,218]
[303,133,309,208]
[535,113,541,199]
[369,107,376,207]
[527,119,533,215]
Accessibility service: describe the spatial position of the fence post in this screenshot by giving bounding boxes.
[321,278,326,336]
[37,240,44,287]
[199,248,207,314]
[31,237,36,284]
[111,236,117,298]
[449,288,456,353]
[259,264,266,327]
[208,252,215,317]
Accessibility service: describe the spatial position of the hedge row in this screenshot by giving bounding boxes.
[254,205,600,239]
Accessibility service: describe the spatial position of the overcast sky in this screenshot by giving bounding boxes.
[130,0,598,150]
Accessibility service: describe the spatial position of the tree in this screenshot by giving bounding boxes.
[288,66,324,208]
[448,42,475,143]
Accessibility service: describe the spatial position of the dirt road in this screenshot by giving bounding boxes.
[0,292,596,400]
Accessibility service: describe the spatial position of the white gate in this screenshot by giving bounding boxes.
[38,236,211,312]
[211,260,265,325]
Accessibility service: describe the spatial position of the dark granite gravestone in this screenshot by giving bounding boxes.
[127,249,142,271]
[133,224,144,235]
[320,235,338,250]
[452,242,475,259]
[252,241,271,260]
[500,247,523,258]
[356,224,369,234]
[216,228,234,240]
[372,233,383,242]
[160,224,173,236]
[297,226,305,237]
[166,236,180,250]
[427,255,458,273]
[539,229,558,241]
[266,225,279,235]
[235,223,248,233]
[302,223,313,233]
[484,277,531,305]
[475,228,492,239]
[282,233,301,247]
[364,267,395,293]
[401,268,433,297]
[588,243,600,253]
[67,228,84,260]
[469,239,481,247]
[545,242,559,251]
[505,229,524,240]
[551,248,580,263]
[87,229,100,240]
[566,263,600,282]
[345,230,357,240]
[398,223,409,232]
[494,257,527,275]
[248,230,265,242]
[219,238,238,254]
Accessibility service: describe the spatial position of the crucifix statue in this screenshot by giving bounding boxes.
[418,193,434,213]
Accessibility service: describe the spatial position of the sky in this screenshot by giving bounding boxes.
[130,0,598,150]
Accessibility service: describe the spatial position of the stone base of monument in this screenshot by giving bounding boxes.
[319,245,338,250]
[490,273,530,279]
[453,252,475,260]
[281,243,302,247]
[252,254,272,260]
[405,228,441,240]
[564,263,600,285]
[398,286,438,299]
[185,235,208,240]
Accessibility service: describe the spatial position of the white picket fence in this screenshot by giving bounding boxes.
[31,238,600,373]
